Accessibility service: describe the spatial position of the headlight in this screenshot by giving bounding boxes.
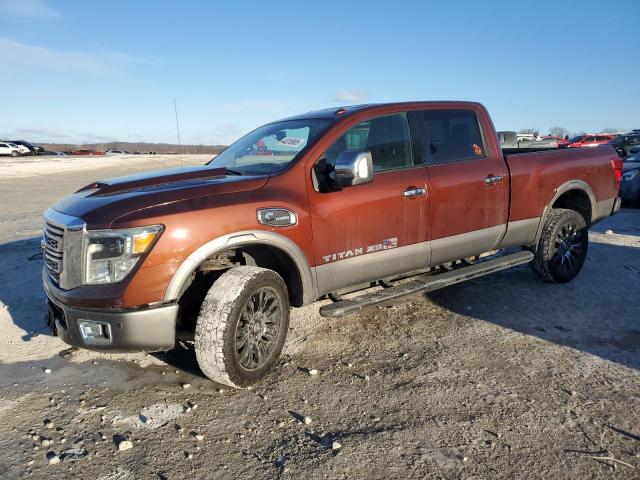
[83,225,163,284]
[622,170,638,181]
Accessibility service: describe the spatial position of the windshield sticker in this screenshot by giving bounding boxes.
[276,137,305,148]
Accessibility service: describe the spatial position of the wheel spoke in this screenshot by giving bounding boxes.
[238,342,252,367]
[233,286,283,371]
[251,342,264,365]
[236,331,249,349]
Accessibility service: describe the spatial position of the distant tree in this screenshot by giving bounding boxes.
[600,127,619,134]
[518,128,539,135]
[548,127,569,138]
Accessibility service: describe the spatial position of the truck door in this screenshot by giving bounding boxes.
[307,112,430,295]
[414,108,509,265]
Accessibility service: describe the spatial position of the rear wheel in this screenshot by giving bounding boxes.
[194,266,289,388]
[531,208,588,283]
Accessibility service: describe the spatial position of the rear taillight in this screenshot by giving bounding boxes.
[610,157,623,190]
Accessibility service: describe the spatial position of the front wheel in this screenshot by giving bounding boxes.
[11,151,19,157]
[195,266,289,388]
[531,208,588,283]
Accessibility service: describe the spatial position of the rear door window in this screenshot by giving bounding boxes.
[417,109,486,163]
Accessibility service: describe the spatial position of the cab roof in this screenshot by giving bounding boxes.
[276,101,482,123]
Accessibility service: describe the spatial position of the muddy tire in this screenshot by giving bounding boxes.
[194,266,289,388]
[531,208,588,283]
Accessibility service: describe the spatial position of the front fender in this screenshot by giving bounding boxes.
[163,230,317,305]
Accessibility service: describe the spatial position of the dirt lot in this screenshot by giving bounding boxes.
[0,154,638,479]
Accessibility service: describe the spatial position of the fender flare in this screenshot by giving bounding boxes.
[163,230,317,305]
[532,179,596,245]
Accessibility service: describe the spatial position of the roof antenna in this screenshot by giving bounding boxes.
[174,98,182,168]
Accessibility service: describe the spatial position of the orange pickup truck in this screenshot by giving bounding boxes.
[42,102,622,387]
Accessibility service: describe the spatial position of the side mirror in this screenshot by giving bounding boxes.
[334,150,373,187]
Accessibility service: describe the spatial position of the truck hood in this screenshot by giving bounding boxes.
[51,165,268,227]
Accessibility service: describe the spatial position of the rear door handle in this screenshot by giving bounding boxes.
[402,186,427,198]
[484,175,503,185]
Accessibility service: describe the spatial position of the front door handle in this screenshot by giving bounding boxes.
[484,175,503,185]
[402,186,427,198]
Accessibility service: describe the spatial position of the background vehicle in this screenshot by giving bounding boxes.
[610,133,640,157]
[566,134,615,148]
[9,140,43,155]
[497,131,558,150]
[6,142,31,155]
[543,136,569,147]
[70,149,105,156]
[42,102,621,389]
[105,149,132,156]
[621,152,640,206]
[0,142,21,157]
[40,150,64,156]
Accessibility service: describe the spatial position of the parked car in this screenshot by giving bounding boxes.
[497,131,557,150]
[0,142,21,156]
[566,134,615,148]
[6,142,31,155]
[609,133,640,157]
[105,150,132,156]
[42,101,621,388]
[9,140,43,155]
[70,149,105,156]
[620,152,640,207]
[543,136,570,147]
[40,151,63,156]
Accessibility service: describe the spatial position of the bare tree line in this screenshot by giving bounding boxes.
[38,142,227,154]
[518,127,621,137]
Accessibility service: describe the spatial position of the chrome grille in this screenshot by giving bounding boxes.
[42,209,85,290]
[43,221,64,283]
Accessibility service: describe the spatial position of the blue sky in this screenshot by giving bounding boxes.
[0,0,638,145]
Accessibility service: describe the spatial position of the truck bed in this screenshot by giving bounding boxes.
[504,145,619,225]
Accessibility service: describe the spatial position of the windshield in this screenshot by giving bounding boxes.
[568,135,584,143]
[208,119,332,175]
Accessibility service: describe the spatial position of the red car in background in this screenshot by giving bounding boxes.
[69,149,105,156]
[566,134,615,148]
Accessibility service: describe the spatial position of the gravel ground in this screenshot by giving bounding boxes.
[0,154,638,479]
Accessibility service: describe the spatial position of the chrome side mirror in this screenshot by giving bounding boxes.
[334,150,373,187]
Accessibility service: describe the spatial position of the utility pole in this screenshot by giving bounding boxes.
[174,98,182,167]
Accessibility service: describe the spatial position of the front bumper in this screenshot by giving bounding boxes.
[44,274,177,352]
[46,298,178,352]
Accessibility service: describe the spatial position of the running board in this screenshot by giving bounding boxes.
[319,250,534,318]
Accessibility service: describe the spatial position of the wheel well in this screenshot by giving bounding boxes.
[237,245,304,307]
[175,244,304,337]
[552,189,592,225]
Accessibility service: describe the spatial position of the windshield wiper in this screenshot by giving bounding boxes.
[224,168,243,176]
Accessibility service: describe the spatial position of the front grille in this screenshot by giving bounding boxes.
[43,220,65,284]
[42,209,85,290]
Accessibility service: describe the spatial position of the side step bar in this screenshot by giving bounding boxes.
[319,250,534,318]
